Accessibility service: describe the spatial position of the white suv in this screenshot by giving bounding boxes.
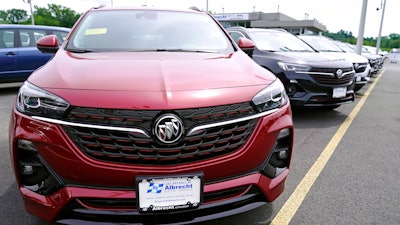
[299,35,371,91]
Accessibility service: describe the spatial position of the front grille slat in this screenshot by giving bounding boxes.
[309,67,354,85]
[63,103,258,165]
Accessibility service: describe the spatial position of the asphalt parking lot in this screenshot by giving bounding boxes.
[1,60,399,225]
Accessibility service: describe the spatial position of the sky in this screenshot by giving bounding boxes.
[0,0,398,38]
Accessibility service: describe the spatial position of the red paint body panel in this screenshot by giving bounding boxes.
[9,7,294,224]
[29,51,274,109]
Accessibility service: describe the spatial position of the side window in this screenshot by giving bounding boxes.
[19,29,47,47]
[228,31,245,44]
[52,31,69,45]
[0,29,15,48]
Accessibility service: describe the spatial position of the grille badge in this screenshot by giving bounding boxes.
[154,114,184,144]
[335,69,344,78]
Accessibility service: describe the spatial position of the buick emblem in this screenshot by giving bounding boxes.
[154,114,184,144]
[336,69,344,78]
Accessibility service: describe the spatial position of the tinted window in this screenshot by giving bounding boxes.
[228,31,245,44]
[300,36,344,52]
[19,29,47,47]
[249,31,315,52]
[0,29,15,48]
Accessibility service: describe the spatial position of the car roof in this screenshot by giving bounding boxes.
[0,24,70,32]
[298,35,333,41]
[87,6,205,14]
[227,27,288,33]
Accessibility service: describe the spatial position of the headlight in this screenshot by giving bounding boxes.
[16,82,70,119]
[252,79,288,112]
[278,62,311,72]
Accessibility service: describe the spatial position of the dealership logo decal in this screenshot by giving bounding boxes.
[154,114,184,144]
[147,182,164,193]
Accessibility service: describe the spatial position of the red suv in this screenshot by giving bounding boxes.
[9,6,293,224]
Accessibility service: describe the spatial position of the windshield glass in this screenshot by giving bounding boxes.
[335,42,356,53]
[300,36,344,52]
[66,9,233,53]
[248,30,315,52]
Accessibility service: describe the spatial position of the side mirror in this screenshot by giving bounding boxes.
[238,37,255,57]
[37,35,59,54]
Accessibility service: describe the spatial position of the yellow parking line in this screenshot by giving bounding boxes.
[270,70,385,225]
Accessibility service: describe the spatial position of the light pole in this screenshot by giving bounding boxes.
[356,0,368,55]
[23,0,34,25]
[376,0,386,54]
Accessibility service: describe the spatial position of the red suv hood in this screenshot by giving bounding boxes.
[29,50,276,109]
[32,51,272,91]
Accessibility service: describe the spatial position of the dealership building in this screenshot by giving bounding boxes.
[213,12,327,35]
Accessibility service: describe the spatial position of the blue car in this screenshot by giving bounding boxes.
[0,24,70,83]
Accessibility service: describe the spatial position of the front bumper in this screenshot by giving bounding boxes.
[10,102,293,223]
[20,171,288,224]
[286,80,355,107]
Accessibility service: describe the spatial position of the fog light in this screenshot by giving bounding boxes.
[16,139,63,195]
[21,165,35,175]
[278,150,288,160]
[262,128,292,178]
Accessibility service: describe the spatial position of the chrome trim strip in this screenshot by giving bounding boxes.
[296,71,354,76]
[33,107,280,138]
[187,108,279,136]
[296,71,334,76]
[32,116,150,138]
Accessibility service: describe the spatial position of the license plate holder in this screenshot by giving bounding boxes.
[136,173,203,212]
[333,87,347,98]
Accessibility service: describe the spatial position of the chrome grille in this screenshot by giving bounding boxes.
[62,103,258,165]
[309,67,354,85]
[354,63,368,73]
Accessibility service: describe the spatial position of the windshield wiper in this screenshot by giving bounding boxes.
[291,50,314,52]
[320,50,341,52]
[260,49,276,52]
[154,49,218,53]
[67,48,93,53]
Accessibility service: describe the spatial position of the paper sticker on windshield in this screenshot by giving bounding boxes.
[85,28,107,35]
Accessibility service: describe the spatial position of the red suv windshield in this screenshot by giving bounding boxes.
[66,9,233,53]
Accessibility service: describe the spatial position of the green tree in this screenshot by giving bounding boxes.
[4,9,29,24]
[0,10,7,23]
[34,4,81,28]
[388,33,400,40]
[34,5,60,26]
[323,29,356,43]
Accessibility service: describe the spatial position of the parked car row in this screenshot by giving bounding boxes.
[5,7,386,224]
[228,27,355,110]
[227,27,385,107]
[298,35,371,92]
[332,40,385,76]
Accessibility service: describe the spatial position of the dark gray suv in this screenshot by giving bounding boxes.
[228,27,355,109]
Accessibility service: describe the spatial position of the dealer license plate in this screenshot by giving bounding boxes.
[332,87,347,98]
[137,174,203,212]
